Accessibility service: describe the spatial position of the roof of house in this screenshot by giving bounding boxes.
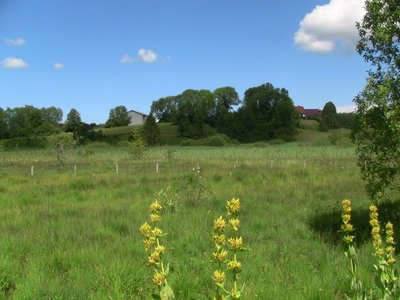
[294,105,306,114]
[303,109,322,117]
[128,110,148,116]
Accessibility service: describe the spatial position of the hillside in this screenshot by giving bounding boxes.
[98,123,184,145]
[296,119,353,146]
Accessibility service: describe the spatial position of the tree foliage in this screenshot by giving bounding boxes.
[141,114,160,146]
[213,87,240,132]
[322,101,339,129]
[150,97,178,122]
[0,108,8,139]
[231,83,297,142]
[353,0,400,200]
[174,89,215,138]
[150,83,297,142]
[0,105,63,138]
[64,109,82,133]
[105,105,130,128]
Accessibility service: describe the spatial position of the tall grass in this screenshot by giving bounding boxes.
[0,145,387,298]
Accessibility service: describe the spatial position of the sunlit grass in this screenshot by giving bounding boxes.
[0,145,385,298]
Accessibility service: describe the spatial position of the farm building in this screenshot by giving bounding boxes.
[295,106,322,118]
[128,110,148,125]
[294,105,306,118]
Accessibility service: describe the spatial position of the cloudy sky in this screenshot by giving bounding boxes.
[0,0,366,123]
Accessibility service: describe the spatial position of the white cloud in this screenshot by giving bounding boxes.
[4,38,26,46]
[294,0,365,54]
[1,57,28,69]
[337,105,356,113]
[120,49,158,64]
[54,63,64,70]
[138,49,157,63]
[120,54,135,63]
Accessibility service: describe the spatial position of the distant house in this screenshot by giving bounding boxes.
[304,109,322,118]
[294,105,322,118]
[294,106,306,118]
[128,110,148,125]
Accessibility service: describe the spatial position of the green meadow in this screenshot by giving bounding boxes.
[0,143,396,299]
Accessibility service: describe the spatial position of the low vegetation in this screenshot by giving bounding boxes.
[1,144,398,298]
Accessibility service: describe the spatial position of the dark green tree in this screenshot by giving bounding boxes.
[0,108,8,139]
[141,114,160,146]
[336,113,355,129]
[234,83,297,142]
[64,108,82,133]
[35,106,63,135]
[213,87,240,115]
[322,101,337,115]
[7,106,42,137]
[213,87,240,131]
[105,105,130,127]
[150,96,178,122]
[64,108,85,143]
[353,0,400,200]
[174,89,215,138]
[322,101,338,129]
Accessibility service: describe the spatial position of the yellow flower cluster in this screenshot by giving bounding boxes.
[150,200,162,213]
[214,216,226,232]
[139,200,169,288]
[213,234,226,246]
[213,249,228,263]
[212,270,226,284]
[226,198,240,214]
[341,199,355,244]
[229,218,240,231]
[212,198,245,299]
[385,222,396,265]
[227,259,241,272]
[369,205,384,257]
[228,237,243,250]
[152,271,166,286]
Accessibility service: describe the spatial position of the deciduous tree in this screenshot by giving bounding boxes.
[353,0,400,200]
[105,105,130,127]
[141,114,160,146]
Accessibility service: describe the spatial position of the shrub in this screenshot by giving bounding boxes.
[2,136,49,149]
[180,135,228,147]
[202,136,227,147]
[116,140,130,148]
[252,142,268,148]
[318,120,328,132]
[269,139,285,145]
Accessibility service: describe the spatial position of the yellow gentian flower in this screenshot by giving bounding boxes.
[214,216,226,232]
[226,198,240,214]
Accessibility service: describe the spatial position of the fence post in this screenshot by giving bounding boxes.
[74,163,77,176]
[115,162,119,176]
[156,162,159,174]
[31,165,34,176]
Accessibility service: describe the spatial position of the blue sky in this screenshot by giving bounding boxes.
[0,0,367,124]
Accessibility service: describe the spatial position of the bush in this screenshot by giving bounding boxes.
[2,136,49,149]
[312,138,331,147]
[318,120,328,132]
[201,135,227,146]
[116,140,130,148]
[252,142,269,148]
[180,134,229,147]
[85,141,110,149]
[269,139,285,145]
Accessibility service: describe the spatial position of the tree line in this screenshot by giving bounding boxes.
[0,105,117,140]
[0,105,160,147]
[151,82,298,142]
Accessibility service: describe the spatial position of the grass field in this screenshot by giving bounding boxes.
[0,144,397,299]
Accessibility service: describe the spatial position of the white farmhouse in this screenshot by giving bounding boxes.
[128,110,148,125]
